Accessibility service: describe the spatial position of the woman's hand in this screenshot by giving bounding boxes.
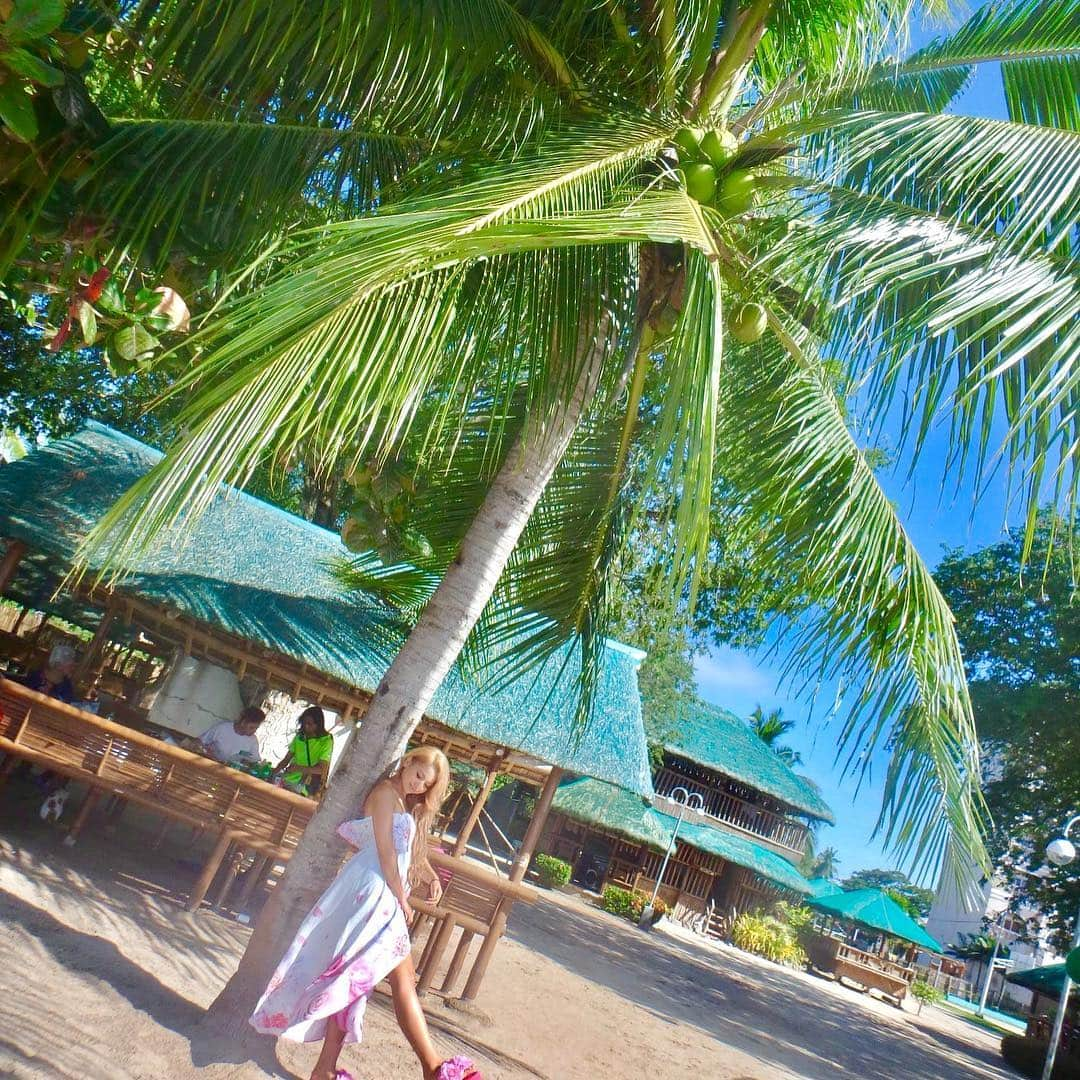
[427,875,443,904]
[399,896,415,926]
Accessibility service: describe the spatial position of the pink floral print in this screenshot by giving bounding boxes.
[248,813,417,1046]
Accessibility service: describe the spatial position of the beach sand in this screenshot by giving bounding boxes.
[0,802,1016,1080]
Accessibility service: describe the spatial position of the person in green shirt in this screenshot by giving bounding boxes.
[274,706,333,796]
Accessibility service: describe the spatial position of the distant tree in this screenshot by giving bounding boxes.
[812,847,841,880]
[934,512,1079,951]
[949,932,1011,962]
[841,868,935,920]
[749,705,803,767]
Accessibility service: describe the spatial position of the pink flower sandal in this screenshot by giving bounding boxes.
[435,1058,482,1080]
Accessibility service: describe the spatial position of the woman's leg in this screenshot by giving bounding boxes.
[386,954,443,1078]
[309,1014,347,1080]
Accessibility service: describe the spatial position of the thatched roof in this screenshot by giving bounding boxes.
[0,423,653,793]
[660,699,834,822]
[552,776,813,895]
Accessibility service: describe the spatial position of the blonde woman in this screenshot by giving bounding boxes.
[250,746,481,1080]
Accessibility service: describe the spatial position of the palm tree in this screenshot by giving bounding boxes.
[749,704,802,766]
[36,1,1077,1031]
[812,847,842,881]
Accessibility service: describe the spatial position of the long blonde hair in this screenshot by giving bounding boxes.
[393,745,450,887]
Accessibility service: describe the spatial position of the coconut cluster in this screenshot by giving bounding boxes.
[672,126,757,218]
[670,127,769,344]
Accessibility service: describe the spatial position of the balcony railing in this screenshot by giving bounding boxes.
[652,766,809,856]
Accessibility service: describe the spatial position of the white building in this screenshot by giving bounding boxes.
[925,858,1062,1009]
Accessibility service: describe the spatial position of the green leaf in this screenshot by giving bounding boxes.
[1,44,64,86]
[0,77,37,142]
[109,324,159,362]
[97,278,125,313]
[76,299,96,345]
[2,0,67,44]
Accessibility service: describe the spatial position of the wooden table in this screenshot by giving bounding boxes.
[0,677,314,909]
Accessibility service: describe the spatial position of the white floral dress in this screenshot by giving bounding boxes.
[249,812,415,1044]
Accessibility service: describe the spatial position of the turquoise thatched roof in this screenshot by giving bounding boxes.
[808,887,943,952]
[552,776,812,895]
[655,811,812,896]
[552,775,673,850]
[660,699,834,823]
[0,423,653,794]
[806,877,844,898]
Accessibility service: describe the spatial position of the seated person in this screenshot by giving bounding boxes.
[23,644,79,703]
[197,706,265,763]
[274,706,333,795]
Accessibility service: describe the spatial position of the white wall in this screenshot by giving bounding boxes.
[146,655,245,740]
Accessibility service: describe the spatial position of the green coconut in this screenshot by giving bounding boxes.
[682,162,716,203]
[700,127,738,168]
[715,171,758,217]
[672,126,706,158]
[730,302,768,344]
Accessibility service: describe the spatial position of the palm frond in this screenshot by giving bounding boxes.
[717,328,989,880]
[756,0,1080,120]
[122,0,562,141]
[792,109,1080,260]
[79,117,429,271]
[755,185,1080,549]
[71,179,709,580]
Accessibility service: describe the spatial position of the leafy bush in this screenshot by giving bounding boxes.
[1001,1035,1080,1079]
[731,911,808,968]
[533,853,571,888]
[600,885,669,925]
[601,885,637,919]
[910,979,944,1014]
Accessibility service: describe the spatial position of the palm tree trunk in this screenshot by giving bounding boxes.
[203,320,611,1036]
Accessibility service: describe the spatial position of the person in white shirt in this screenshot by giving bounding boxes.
[197,706,265,763]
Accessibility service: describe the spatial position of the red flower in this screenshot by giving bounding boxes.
[83,267,111,303]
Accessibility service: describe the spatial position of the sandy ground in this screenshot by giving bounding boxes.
[0,787,1019,1080]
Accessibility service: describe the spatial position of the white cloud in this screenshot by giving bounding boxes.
[693,646,780,704]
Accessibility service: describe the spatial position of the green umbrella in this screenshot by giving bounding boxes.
[1007,963,1078,997]
[807,887,943,952]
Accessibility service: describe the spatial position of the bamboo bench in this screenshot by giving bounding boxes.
[411,849,536,1001]
[806,934,913,1004]
[0,677,314,909]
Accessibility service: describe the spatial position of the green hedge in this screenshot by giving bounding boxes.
[1000,1036,1080,1079]
[533,853,571,888]
[600,885,668,925]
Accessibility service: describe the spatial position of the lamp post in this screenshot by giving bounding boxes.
[1041,814,1079,1080]
[977,912,1006,1018]
[640,786,704,929]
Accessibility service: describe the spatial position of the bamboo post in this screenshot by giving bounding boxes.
[187,829,235,911]
[232,853,272,912]
[64,788,103,845]
[213,843,246,909]
[461,898,510,1000]
[440,929,475,995]
[417,914,458,994]
[509,766,562,882]
[452,766,499,856]
[0,539,27,594]
[75,602,118,684]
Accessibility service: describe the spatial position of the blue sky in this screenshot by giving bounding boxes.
[695,4,1017,885]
